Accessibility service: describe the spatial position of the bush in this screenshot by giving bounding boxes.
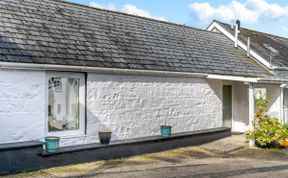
[283,124,288,132]
[245,93,288,148]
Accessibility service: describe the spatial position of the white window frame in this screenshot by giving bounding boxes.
[46,72,85,137]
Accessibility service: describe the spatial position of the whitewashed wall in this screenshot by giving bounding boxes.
[232,82,249,132]
[0,69,46,144]
[254,84,281,119]
[61,74,222,146]
[0,69,223,146]
[232,82,281,133]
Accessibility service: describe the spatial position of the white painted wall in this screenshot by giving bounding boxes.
[0,69,46,144]
[0,69,281,146]
[231,82,281,132]
[254,84,281,119]
[61,74,223,146]
[0,70,223,146]
[232,82,249,132]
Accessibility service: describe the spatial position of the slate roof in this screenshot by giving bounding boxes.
[216,21,288,68]
[0,0,271,77]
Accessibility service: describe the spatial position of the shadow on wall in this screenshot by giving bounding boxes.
[206,79,222,101]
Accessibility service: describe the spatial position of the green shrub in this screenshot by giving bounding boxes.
[245,93,288,148]
[283,124,288,132]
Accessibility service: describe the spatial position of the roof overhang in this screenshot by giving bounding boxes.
[0,61,285,84]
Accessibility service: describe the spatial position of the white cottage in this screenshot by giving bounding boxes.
[0,0,285,149]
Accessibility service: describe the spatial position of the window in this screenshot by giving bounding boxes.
[47,73,85,136]
[254,88,266,100]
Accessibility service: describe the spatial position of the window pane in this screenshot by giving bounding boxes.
[254,88,266,100]
[48,77,80,132]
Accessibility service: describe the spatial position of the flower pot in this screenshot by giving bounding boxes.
[45,136,60,153]
[160,125,172,137]
[98,130,112,144]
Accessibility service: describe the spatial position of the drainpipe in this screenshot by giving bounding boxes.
[234,20,240,48]
[247,37,250,57]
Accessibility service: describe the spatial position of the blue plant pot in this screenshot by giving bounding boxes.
[45,136,60,153]
[160,125,172,137]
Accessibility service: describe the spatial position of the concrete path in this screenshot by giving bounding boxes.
[200,134,247,153]
[4,135,288,178]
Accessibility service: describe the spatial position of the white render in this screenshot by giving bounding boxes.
[231,82,282,133]
[79,74,223,146]
[0,69,282,147]
[62,74,223,146]
[0,69,224,146]
[0,69,46,144]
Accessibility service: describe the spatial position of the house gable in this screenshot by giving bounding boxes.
[207,20,288,71]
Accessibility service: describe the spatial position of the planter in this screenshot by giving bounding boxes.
[45,136,60,153]
[98,130,112,144]
[160,125,172,137]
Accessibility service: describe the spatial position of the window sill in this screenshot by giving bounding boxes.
[46,131,86,139]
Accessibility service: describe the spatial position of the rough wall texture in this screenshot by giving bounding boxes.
[0,69,46,144]
[62,74,222,146]
[0,70,222,147]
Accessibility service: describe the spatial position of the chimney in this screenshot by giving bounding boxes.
[234,20,240,48]
[247,36,250,57]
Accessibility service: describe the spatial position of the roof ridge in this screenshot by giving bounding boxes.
[50,0,221,36]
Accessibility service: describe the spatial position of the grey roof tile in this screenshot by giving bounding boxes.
[0,0,271,77]
[216,20,288,68]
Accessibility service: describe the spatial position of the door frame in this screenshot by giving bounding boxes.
[222,83,234,130]
[282,87,288,124]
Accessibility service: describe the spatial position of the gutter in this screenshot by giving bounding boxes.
[257,78,288,84]
[272,67,288,71]
[1,62,286,84]
[0,62,207,78]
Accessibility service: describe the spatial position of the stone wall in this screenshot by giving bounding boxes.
[66,74,222,146]
[0,69,46,144]
[0,69,223,146]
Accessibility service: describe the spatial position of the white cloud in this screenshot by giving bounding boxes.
[89,2,166,21]
[122,4,166,21]
[89,1,116,11]
[189,0,288,24]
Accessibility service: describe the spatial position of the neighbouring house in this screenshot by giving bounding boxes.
[0,0,285,149]
[207,20,288,130]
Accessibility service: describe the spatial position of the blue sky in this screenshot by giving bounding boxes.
[67,0,288,37]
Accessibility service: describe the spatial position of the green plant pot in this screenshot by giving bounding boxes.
[98,130,112,144]
[160,125,172,137]
[45,136,60,153]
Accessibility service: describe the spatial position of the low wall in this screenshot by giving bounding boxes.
[0,127,230,175]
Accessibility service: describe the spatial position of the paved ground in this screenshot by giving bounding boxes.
[3,135,288,178]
